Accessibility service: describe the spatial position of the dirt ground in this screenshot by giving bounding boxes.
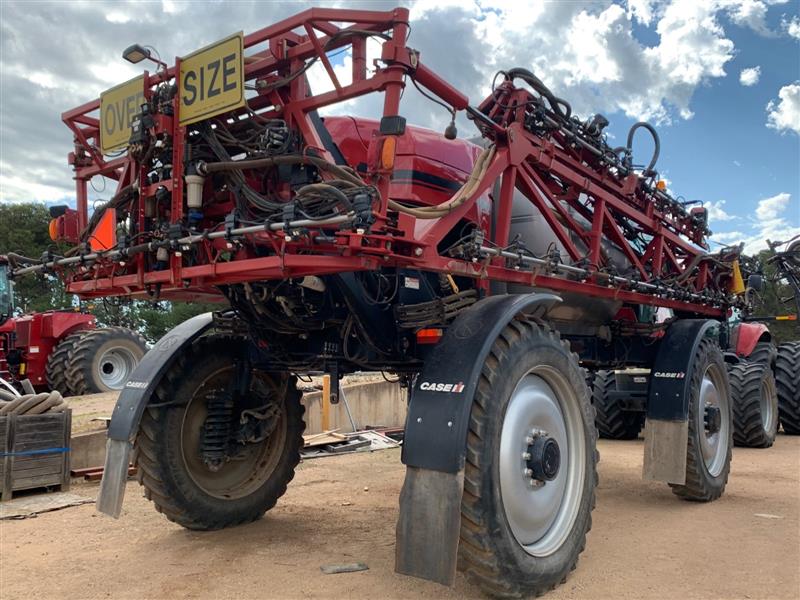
[1,436,798,600]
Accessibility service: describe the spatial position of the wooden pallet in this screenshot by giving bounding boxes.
[0,411,71,501]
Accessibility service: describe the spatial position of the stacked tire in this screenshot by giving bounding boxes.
[45,327,148,396]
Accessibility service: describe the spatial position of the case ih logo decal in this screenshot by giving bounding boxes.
[420,381,465,393]
[653,371,686,379]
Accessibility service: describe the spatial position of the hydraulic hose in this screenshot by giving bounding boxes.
[625,122,660,176]
[505,68,572,121]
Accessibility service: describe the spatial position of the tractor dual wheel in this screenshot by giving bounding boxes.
[746,341,776,367]
[135,336,305,530]
[776,341,800,435]
[591,370,644,440]
[458,319,597,598]
[45,331,85,395]
[64,327,147,394]
[730,362,778,448]
[670,338,732,502]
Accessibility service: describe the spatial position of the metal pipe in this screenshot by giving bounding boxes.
[10,214,353,277]
[480,246,713,304]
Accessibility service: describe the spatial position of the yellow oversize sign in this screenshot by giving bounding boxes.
[179,32,245,126]
[100,76,145,154]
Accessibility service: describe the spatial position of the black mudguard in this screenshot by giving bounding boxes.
[647,318,720,421]
[97,312,215,517]
[396,292,561,586]
[642,318,721,484]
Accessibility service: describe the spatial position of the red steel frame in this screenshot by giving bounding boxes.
[59,6,726,318]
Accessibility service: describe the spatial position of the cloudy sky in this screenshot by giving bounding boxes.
[1,0,798,253]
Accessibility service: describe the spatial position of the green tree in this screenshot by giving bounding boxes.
[745,249,799,344]
[0,203,69,312]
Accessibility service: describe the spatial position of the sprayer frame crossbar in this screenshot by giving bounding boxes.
[54,6,725,317]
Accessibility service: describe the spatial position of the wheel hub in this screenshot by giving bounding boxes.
[499,370,585,557]
[525,432,561,483]
[704,405,721,434]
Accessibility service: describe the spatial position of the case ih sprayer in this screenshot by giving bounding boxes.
[6,7,800,597]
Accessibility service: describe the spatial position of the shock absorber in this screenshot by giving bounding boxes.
[200,391,235,471]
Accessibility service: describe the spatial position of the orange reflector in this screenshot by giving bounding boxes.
[656,180,667,191]
[90,207,117,251]
[416,328,443,344]
[19,363,26,375]
[776,315,798,321]
[48,218,58,241]
[380,136,397,170]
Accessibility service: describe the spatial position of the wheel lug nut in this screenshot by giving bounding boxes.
[523,468,533,476]
[522,452,531,460]
[525,436,534,444]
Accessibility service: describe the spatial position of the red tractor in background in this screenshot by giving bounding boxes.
[0,260,147,396]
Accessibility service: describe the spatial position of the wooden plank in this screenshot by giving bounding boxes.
[15,420,65,433]
[10,440,68,452]
[2,416,15,501]
[61,410,71,492]
[13,432,66,444]
[11,474,63,490]
[11,465,63,478]
[14,415,66,432]
[12,456,63,469]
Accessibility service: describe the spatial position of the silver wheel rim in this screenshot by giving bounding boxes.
[499,367,585,557]
[759,377,777,434]
[97,347,138,389]
[698,363,729,477]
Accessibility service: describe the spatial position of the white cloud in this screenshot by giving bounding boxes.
[737,192,800,253]
[710,230,745,243]
[727,0,771,35]
[755,191,791,220]
[739,66,761,86]
[766,82,800,134]
[706,200,737,222]
[785,15,800,39]
[626,0,656,25]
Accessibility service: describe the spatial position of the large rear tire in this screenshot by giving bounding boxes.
[65,327,147,394]
[776,342,800,435]
[458,320,597,598]
[591,370,644,440]
[730,362,778,448]
[670,339,732,502]
[746,340,776,367]
[135,336,305,530]
[45,331,85,395]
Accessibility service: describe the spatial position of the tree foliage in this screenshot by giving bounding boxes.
[0,203,69,312]
[748,248,799,344]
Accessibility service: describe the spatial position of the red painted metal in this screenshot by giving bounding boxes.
[53,6,734,319]
[0,312,95,389]
[733,322,771,358]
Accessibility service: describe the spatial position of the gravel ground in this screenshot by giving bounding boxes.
[1,436,798,599]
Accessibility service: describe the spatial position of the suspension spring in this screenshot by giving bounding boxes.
[200,391,235,471]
